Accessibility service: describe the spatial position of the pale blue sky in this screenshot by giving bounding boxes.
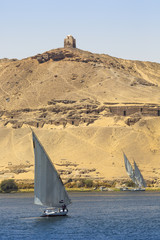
[0,0,160,62]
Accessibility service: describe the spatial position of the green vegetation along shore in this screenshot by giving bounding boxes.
[1,179,160,193]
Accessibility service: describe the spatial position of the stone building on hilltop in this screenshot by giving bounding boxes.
[64,35,76,48]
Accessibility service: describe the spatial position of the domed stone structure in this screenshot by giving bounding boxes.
[64,35,76,48]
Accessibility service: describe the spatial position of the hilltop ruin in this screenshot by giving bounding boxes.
[64,35,76,48]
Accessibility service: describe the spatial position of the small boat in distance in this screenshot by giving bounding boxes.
[32,131,71,217]
[122,153,146,191]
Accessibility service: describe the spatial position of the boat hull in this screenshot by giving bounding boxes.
[41,209,68,217]
[120,188,145,191]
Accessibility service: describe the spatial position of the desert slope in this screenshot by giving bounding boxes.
[0,48,160,111]
[0,47,160,187]
[0,116,160,186]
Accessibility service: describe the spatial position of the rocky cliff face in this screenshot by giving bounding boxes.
[0,47,160,187]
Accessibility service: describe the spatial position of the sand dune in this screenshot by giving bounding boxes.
[0,116,160,186]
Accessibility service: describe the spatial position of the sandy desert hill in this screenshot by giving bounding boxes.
[0,41,160,187]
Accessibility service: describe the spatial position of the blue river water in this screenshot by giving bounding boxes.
[0,192,160,240]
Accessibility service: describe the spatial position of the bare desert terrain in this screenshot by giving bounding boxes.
[0,46,160,187]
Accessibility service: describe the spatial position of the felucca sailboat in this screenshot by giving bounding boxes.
[32,131,71,217]
[123,153,146,191]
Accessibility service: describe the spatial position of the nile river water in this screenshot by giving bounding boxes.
[0,192,160,240]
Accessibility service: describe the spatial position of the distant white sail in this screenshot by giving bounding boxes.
[32,131,71,208]
[134,161,146,188]
[123,153,137,184]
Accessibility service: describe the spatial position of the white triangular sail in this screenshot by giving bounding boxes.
[134,161,146,188]
[123,153,137,185]
[32,131,71,208]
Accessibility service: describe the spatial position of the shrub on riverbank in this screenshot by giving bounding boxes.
[0,179,18,193]
[125,180,136,187]
[17,181,34,189]
[65,179,94,188]
[65,179,118,189]
[77,179,93,188]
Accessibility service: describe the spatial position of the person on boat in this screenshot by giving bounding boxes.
[62,204,68,212]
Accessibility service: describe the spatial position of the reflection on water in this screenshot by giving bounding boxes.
[0,192,160,239]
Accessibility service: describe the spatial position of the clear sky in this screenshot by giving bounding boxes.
[0,0,160,63]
